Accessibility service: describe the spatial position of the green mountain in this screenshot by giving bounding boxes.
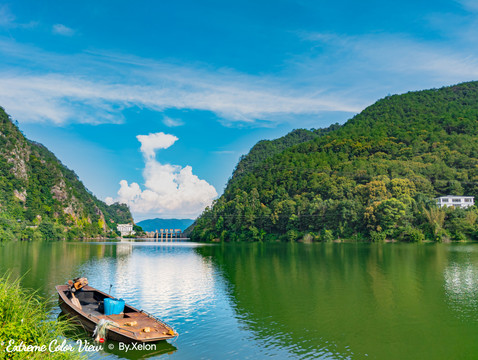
[136,218,194,232]
[192,81,478,242]
[230,125,340,185]
[0,107,133,241]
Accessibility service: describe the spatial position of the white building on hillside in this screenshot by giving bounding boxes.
[436,196,474,209]
[117,223,135,236]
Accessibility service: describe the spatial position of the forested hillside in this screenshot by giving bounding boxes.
[0,107,132,240]
[230,125,340,185]
[192,81,478,242]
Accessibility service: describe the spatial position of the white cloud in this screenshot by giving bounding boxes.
[107,132,217,218]
[0,74,127,124]
[1,24,478,129]
[52,24,75,36]
[0,39,364,126]
[163,116,184,127]
[0,71,362,126]
[137,132,178,159]
[298,32,478,94]
[0,70,361,125]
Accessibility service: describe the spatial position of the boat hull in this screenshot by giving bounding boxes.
[56,285,177,344]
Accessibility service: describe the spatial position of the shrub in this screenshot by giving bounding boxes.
[400,226,425,242]
[370,231,387,242]
[319,229,335,242]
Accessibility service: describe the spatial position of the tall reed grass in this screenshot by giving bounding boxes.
[0,274,84,359]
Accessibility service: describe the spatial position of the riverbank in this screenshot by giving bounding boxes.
[0,274,84,359]
[203,236,477,244]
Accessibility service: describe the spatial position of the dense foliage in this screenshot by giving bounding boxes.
[230,125,341,184]
[0,107,133,241]
[192,81,478,242]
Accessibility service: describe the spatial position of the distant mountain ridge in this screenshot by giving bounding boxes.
[192,81,478,242]
[137,218,194,232]
[0,107,133,240]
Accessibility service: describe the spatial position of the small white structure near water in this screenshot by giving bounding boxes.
[117,223,135,236]
[436,195,475,209]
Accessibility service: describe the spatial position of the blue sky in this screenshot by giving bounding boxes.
[1,0,478,221]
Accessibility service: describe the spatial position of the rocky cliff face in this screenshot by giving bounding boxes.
[0,107,132,240]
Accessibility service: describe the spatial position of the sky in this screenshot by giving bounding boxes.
[1,0,478,221]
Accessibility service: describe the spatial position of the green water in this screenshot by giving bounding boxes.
[1,241,478,359]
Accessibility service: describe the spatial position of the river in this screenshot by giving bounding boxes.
[1,241,478,359]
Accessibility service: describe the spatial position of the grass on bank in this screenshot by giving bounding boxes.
[0,274,84,360]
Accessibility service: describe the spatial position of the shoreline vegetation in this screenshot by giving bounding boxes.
[0,274,84,359]
[195,204,478,244]
[0,217,122,242]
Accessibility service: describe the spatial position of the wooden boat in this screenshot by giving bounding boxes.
[56,284,178,343]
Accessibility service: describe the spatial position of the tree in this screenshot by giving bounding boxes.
[423,207,446,241]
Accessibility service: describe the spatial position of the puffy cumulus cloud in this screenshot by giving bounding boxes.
[106,132,217,218]
[137,132,178,159]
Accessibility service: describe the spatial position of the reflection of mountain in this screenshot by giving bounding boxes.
[197,244,478,360]
[0,241,117,297]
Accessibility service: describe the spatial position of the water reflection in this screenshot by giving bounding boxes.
[78,244,217,320]
[0,241,118,295]
[116,242,133,257]
[3,242,478,359]
[197,243,478,359]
